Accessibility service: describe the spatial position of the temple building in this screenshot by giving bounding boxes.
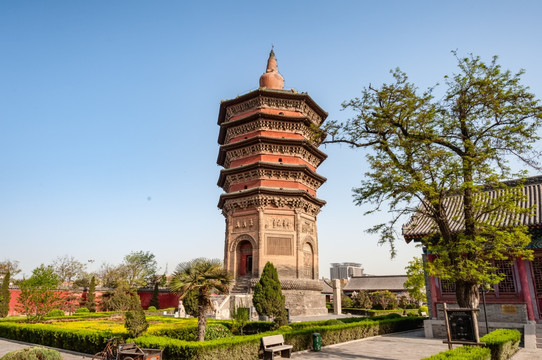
[216,50,328,316]
[403,175,542,348]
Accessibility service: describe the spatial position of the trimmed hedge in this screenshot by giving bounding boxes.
[422,346,491,360]
[0,316,423,359]
[480,329,521,360]
[424,329,521,360]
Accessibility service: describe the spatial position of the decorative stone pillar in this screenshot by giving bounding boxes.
[333,279,341,315]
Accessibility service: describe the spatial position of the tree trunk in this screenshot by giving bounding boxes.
[197,302,207,341]
[456,280,479,308]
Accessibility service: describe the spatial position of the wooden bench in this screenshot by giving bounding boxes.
[261,334,293,359]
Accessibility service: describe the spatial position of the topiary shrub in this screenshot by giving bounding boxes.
[125,308,149,338]
[204,323,233,340]
[422,345,491,360]
[74,307,89,314]
[0,346,62,360]
[147,306,157,311]
[480,328,521,360]
[324,319,344,326]
[419,306,429,315]
[47,309,64,317]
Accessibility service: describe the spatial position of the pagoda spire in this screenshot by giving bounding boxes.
[259,48,284,90]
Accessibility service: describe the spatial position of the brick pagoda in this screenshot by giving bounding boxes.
[217,50,328,316]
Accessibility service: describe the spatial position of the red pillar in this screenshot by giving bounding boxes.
[517,259,535,321]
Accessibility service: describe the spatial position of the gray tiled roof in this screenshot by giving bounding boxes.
[343,275,408,292]
[402,176,542,241]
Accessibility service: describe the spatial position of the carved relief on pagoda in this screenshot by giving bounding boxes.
[224,119,315,144]
[222,168,324,192]
[231,215,258,233]
[223,143,323,169]
[224,96,323,125]
[264,215,295,231]
[222,194,323,216]
[301,220,315,235]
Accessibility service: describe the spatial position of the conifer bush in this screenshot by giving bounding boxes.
[252,262,287,328]
[125,308,149,338]
[0,271,10,318]
[85,276,97,312]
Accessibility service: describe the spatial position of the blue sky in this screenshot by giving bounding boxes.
[1,1,542,278]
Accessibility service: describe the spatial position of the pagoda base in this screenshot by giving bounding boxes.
[283,289,327,317]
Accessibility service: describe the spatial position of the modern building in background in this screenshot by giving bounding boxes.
[330,262,364,280]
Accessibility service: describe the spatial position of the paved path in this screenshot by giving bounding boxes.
[2,331,541,359]
[291,329,542,360]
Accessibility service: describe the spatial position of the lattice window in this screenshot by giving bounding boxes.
[532,257,542,294]
[440,279,456,294]
[495,260,516,294]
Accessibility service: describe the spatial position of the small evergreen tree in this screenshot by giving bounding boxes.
[341,291,353,308]
[85,276,97,312]
[0,271,11,317]
[252,262,287,328]
[125,306,148,338]
[352,290,372,309]
[183,289,198,317]
[149,282,160,309]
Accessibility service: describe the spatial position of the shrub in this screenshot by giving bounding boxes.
[369,290,398,310]
[480,329,521,360]
[85,276,97,312]
[47,309,64,317]
[125,308,149,338]
[0,346,62,360]
[324,319,343,326]
[147,306,157,311]
[231,306,249,335]
[341,292,353,308]
[149,283,160,310]
[204,324,233,340]
[422,345,491,360]
[75,307,90,314]
[0,271,11,318]
[352,291,372,309]
[252,262,287,328]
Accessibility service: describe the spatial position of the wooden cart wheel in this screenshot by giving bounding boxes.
[92,352,106,360]
[123,357,134,360]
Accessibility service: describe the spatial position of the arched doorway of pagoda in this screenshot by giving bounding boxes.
[238,240,253,276]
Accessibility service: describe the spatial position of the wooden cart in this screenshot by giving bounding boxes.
[117,343,162,360]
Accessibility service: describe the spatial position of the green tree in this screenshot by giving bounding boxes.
[0,260,21,278]
[123,251,158,289]
[252,262,287,328]
[352,290,372,309]
[85,276,97,312]
[404,257,427,305]
[125,307,149,338]
[322,53,542,308]
[370,290,398,310]
[169,258,232,341]
[149,282,160,309]
[17,265,63,322]
[341,291,353,308]
[100,284,141,311]
[182,289,198,317]
[0,271,11,317]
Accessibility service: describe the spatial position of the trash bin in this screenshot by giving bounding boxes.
[312,332,321,351]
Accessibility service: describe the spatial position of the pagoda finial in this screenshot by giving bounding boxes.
[259,47,284,90]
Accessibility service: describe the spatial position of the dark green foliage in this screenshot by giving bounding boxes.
[101,285,141,311]
[252,262,287,328]
[182,290,198,317]
[149,282,160,309]
[480,329,521,360]
[0,346,62,360]
[125,308,149,338]
[352,290,372,309]
[422,346,491,360]
[47,309,64,317]
[341,292,353,308]
[0,271,10,318]
[85,276,97,312]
